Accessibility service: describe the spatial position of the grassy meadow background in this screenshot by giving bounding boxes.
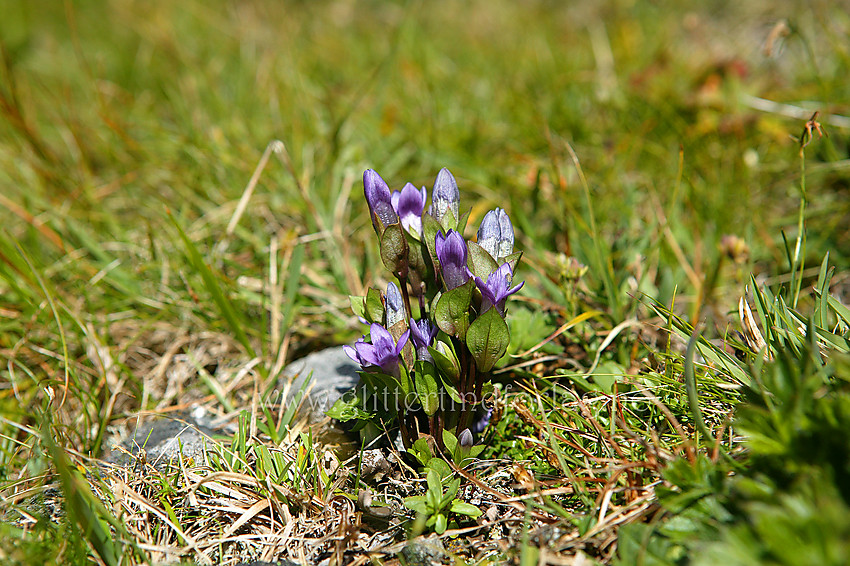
[1,0,849,564]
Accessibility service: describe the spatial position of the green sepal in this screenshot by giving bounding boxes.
[502,250,523,272]
[380,222,409,277]
[434,279,474,339]
[455,207,472,234]
[466,306,510,373]
[414,360,441,416]
[422,213,442,264]
[466,240,499,279]
[439,207,458,233]
[365,287,384,324]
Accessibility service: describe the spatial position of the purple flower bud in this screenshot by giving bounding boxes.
[473,262,524,316]
[391,183,428,235]
[385,281,405,328]
[477,208,514,260]
[458,428,474,449]
[435,230,470,290]
[409,318,439,361]
[344,322,409,376]
[429,168,460,223]
[364,169,399,228]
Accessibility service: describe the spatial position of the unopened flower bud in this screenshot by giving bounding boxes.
[477,208,514,260]
[458,428,473,449]
[430,168,460,224]
[385,281,405,328]
[364,169,399,229]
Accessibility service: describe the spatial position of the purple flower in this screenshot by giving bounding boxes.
[474,262,524,316]
[385,281,405,328]
[391,183,427,235]
[471,408,492,434]
[477,208,514,260]
[409,318,438,361]
[429,168,460,224]
[344,323,410,376]
[435,230,470,290]
[364,169,399,229]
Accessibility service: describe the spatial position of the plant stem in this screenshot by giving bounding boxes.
[790,147,807,309]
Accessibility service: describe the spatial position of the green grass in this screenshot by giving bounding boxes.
[1,0,849,564]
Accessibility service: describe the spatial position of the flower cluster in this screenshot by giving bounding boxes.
[329,168,523,450]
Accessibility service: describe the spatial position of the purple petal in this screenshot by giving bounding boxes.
[364,169,398,227]
[394,183,427,234]
[354,340,382,367]
[343,344,360,364]
[393,329,411,357]
[436,230,469,290]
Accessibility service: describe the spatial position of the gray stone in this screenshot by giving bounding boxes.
[401,537,449,565]
[107,411,216,469]
[280,346,361,423]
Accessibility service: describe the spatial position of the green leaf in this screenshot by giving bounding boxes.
[467,240,499,279]
[411,438,433,466]
[426,468,443,497]
[415,360,441,416]
[349,295,366,320]
[466,306,510,372]
[450,500,482,517]
[441,477,461,509]
[427,458,452,478]
[326,389,371,421]
[442,429,458,454]
[380,222,409,276]
[435,513,448,534]
[434,279,473,338]
[404,495,429,514]
[429,340,461,383]
[365,287,384,323]
[441,376,463,403]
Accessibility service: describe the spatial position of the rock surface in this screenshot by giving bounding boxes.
[108,347,361,467]
[279,346,361,423]
[106,407,218,469]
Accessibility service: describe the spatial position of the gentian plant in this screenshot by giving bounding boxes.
[329,168,523,452]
